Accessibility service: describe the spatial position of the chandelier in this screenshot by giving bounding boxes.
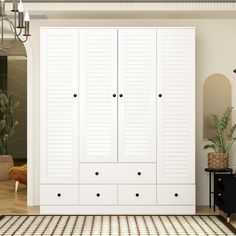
[0,0,30,49]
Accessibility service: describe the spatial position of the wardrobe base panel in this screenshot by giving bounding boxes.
[40,205,196,215]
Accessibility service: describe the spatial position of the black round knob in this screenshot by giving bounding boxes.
[95,172,99,176]
[96,193,100,197]
[119,94,123,97]
[73,94,77,97]
[57,193,61,197]
[174,193,178,197]
[137,172,141,176]
[158,94,162,98]
[113,94,116,97]
[135,193,139,197]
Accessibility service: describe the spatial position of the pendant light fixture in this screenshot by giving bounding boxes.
[0,0,31,49]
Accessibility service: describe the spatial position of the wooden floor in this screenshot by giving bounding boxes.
[0,180,38,215]
[0,180,236,227]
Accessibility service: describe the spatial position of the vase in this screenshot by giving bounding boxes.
[208,152,229,169]
[0,155,14,180]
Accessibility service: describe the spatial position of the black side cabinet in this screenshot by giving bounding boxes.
[214,173,236,222]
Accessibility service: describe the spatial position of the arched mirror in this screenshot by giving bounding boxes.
[203,74,232,140]
[0,41,27,195]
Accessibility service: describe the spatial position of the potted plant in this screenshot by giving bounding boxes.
[204,107,236,169]
[0,91,19,180]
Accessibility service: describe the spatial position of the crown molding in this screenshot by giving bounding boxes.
[5,2,236,11]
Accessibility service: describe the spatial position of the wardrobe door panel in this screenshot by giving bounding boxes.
[40,28,79,184]
[118,29,156,163]
[79,29,117,163]
[156,28,195,184]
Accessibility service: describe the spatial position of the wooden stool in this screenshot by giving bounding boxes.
[9,165,27,192]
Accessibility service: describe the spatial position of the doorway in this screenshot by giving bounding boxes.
[0,41,28,213]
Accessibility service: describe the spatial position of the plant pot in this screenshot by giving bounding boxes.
[0,155,14,180]
[208,152,229,169]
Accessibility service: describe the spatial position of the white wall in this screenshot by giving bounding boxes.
[28,19,236,206]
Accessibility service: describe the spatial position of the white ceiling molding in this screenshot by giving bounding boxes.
[4,2,236,11]
[5,2,236,19]
[5,0,236,2]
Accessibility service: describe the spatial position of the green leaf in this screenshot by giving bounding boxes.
[3,134,9,141]
[13,121,19,128]
[204,144,215,150]
[0,119,6,131]
[0,91,20,151]
[8,128,14,137]
[13,101,20,109]
[228,124,236,139]
[220,107,232,130]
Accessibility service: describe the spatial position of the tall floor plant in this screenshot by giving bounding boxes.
[0,90,19,155]
[0,90,20,180]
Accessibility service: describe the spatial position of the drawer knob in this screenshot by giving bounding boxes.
[95,172,99,176]
[113,94,116,97]
[137,172,142,176]
[174,193,178,197]
[158,94,162,98]
[135,193,140,197]
[218,178,222,182]
[57,193,61,197]
[96,193,100,197]
[119,94,123,97]
[73,94,77,97]
[218,193,222,197]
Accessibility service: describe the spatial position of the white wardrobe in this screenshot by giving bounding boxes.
[40,27,195,214]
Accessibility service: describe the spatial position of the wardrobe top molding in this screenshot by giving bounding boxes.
[40,27,196,29]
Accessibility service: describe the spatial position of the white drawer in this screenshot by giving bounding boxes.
[79,163,156,184]
[157,185,195,205]
[79,185,117,205]
[40,185,78,205]
[119,164,156,183]
[118,185,156,205]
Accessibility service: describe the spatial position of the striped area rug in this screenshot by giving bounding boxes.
[0,215,235,235]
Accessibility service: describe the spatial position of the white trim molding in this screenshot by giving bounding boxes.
[5,2,236,12]
[24,40,34,206]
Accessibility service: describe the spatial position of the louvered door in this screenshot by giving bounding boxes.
[118,29,156,163]
[79,29,117,162]
[40,28,79,184]
[156,28,195,184]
